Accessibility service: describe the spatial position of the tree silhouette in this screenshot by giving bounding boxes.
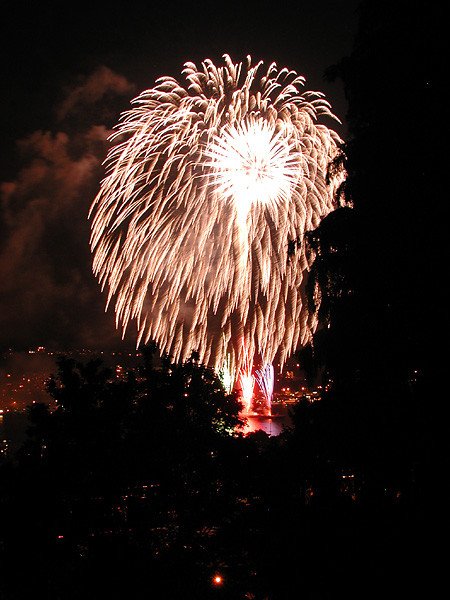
[290,5,441,594]
[308,0,444,398]
[2,349,262,599]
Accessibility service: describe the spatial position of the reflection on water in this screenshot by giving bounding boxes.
[0,406,295,454]
[243,412,293,437]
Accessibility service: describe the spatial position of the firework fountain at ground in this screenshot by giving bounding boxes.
[218,352,234,395]
[237,339,256,414]
[90,55,345,408]
[254,363,275,416]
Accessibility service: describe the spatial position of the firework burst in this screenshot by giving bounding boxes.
[90,55,345,378]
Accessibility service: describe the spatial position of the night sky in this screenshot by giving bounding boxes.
[0,2,360,352]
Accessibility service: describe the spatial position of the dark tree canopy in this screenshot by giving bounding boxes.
[302,0,444,400]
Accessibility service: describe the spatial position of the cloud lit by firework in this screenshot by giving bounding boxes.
[0,67,135,351]
[90,55,346,377]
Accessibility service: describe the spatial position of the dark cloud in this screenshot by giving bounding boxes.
[0,68,136,352]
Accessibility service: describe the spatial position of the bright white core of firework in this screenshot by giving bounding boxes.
[205,119,300,223]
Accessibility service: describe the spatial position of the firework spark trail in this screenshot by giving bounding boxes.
[237,339,255,414]
[217,352,234,394]
[90,55,345,377]
[255,363,275,416]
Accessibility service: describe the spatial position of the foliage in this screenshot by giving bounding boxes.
[1,350,257,598]
[301,0,443,399]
